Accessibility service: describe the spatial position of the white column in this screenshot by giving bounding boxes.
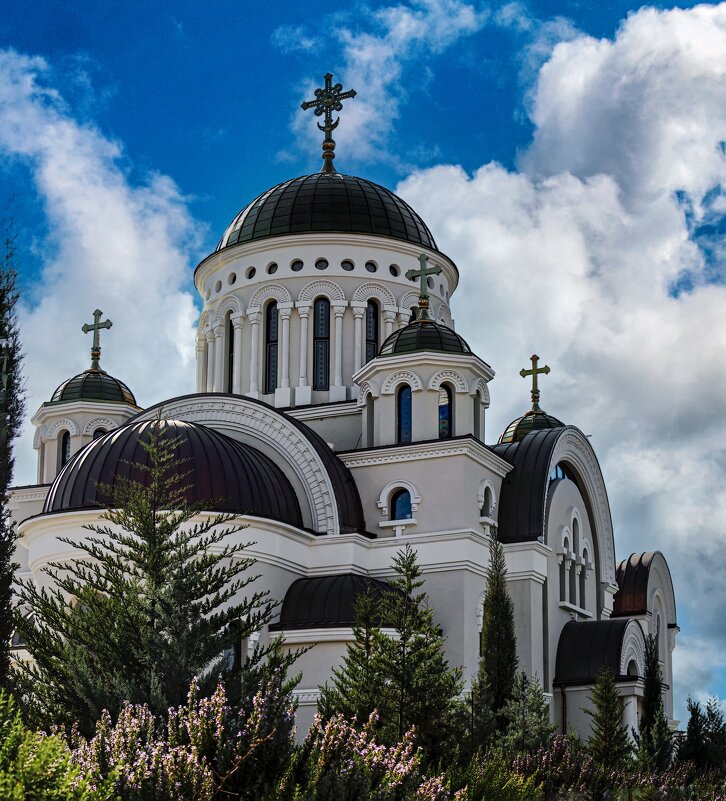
[330,302,347,402]
[231,314,244,395]
[205,329,215,392]
[248,310,260,398]
[195,339,205,392]
[397,309,408,329]
[383,308,397,338]
[213,324,225,393]
[352,303,365,373]
[275,304,293,407]
[296,302,312,406]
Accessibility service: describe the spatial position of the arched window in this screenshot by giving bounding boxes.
[560,537,569,602]
[365,299,379,363]
[438,384,453,438]
[391,488,412,521]
[313,297,330,391]
[580,548,588,610]
[397,384,412,444]
[264,301,278,395]
[365,394,374,447]
[481,486,493,518]
[93,427,107,439]
[226,312,235,393]
[473,393,481,440]
[60,431,71,467]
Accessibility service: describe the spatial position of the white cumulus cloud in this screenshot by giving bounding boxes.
[0,49,202,485]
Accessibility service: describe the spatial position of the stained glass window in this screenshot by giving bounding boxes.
[265,301,278,395]
[397,384,412,444]
[313,297,330,391]
[438,385,453,438]
[365,300,379,363]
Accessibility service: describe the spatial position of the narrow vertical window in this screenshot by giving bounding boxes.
[313,297,330,391]
[438,384,453,438]
[580,548,588,610]
[365,299,379,363]
[481,486,493,518]
[265,301,278,394]
[397,384,412,444]
[226,313,234,393]
[473,394,481,439]
[366,394,374,447]
[391,489,412,520]
[60,431,71,467]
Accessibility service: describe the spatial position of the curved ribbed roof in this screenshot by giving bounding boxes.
[270,573,394,631]
[555,619,640,685]
[50,369,137,406]
[44,419,302,527]
[217,173,437,252]
[379,320,471,357]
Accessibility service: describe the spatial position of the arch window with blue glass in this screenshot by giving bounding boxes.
[59,430,71,468]
[438,384,453,438]
[264,301,278,395]
[313,297,330,391]
[391,488,413,521]
[365,299,379,363]
[397,384,412,444]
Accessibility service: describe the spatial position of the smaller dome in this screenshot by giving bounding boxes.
[50,369,137,406]
[498,409,564,444]
[379,319,471,357]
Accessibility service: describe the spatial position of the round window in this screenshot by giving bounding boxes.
[427,276,434,289]
[389,264,400,277]
[267,262,278,275]
[291,259,304,272]
[205,289,211,300]
[214,280,222,293]
[315,258,329,270]
[227,272,237,285]
[365,261,377,273]
[246,266,256,279]
[341,259,354,271]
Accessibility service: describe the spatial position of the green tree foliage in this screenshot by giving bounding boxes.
[455,750,541,801]
[636,634,673,772]
[0,232,25,693]
[477,531,517,732]
[0,690,114,801]
[317,581,387,726]
[585,666,633,797]
[14,419,277,733]
[679,696,726,771]
[497,671,556,756]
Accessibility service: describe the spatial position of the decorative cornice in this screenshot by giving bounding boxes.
[286,401,359,421]
[353,350,494,385]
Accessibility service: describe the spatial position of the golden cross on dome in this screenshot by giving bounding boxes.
[520,354,550,412]
[82,309,112,371]
[405,254,442,320]
[301,72,357,174]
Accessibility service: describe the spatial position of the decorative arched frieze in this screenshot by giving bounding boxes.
[197,310,210,334]
[381,370,423,395]
[135,395,340,535]
[548,429,617,587]
[352,282,396,307]
[398,290,420,311]
[646,553,677,628]
[356,380,379,407]
[435,304,453,327]
[33,425,46,449]
[298,280,345,303]
[428,369,468,393]
[82,417,116,436]
[469,378,491,407]
[249,283,292,308]
[46,418,79,440]
[377,480,421,517]
[619,619,647,677]
[214,294,244,323]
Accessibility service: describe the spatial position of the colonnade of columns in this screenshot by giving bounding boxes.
[197,300,427,403]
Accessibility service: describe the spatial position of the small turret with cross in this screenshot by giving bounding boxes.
[82,309,112,371]
[520,354,550,412]
[405,255,442,321]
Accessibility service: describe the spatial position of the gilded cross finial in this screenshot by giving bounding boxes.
[301,72,357,174]
[82,309,112,371]
[404,255,442,321]
[520,354,550,412]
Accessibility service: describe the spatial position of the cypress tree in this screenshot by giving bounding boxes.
[479,530,517,728]
[0,232,25,694]
[498,670,556,756]
[636,634,673,772]
[15,419,277,732]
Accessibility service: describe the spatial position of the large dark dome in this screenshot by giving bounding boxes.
[50,369,136,406]
[379,319,471,357]
[44,419,302,527]
[216,173,437,252]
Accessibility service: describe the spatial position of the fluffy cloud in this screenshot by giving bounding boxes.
[0,49,202,484]
[397,3,726,716]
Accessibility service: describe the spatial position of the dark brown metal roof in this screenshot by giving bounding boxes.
[554,619,637,685]
[378,319,471,357]
[270,573,393,630]
[612,552,677,625]
[491,427,565,543]
[50,369,137,406]
[43,418,302,527]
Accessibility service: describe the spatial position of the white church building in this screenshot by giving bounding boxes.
[9,75,678,738]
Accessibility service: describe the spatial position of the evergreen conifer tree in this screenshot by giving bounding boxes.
[678,698,707,768]
[15,419,277,732]
[635,634,673,772]
[0,232,24,693]
[378,544,463,763]
[478,530,517,729]
[317,581,387,725]
[703,697,726,768]
[498,670,556,756]
[585,666,633,796]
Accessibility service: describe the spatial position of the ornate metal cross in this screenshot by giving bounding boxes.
[82,309,112,370]
[520,354,550,411]
[301,72,357,173]
[405,254,442,320]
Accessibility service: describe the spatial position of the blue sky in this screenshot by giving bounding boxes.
[0,1,725,719]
